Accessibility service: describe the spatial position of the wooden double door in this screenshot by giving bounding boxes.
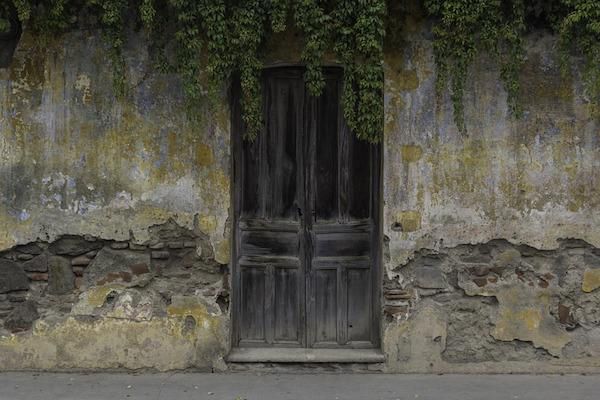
[232,67,381,349]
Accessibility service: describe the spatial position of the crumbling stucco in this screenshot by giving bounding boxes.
[1,11,599,372]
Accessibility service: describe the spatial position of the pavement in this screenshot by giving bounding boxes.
[0,372,598,400]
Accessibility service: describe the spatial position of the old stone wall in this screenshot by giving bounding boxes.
[0,220,229,370]
[0,14,598,372]
[381,11,599,373]
[0,30,232,371]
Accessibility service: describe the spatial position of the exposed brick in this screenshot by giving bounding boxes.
[130,263,150,275]
[473,277,488,287]
[558,304,572,325]
[110,242,129,250]
[71,255,91,266]
[28,273,49,281]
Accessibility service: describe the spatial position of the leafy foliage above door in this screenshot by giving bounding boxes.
[1,1,599,139]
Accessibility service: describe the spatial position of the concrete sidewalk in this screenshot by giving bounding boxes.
[0,372,598,400]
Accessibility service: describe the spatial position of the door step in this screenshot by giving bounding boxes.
[226,348,385,363]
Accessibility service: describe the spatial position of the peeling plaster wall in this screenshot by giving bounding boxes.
[381,10,599,373]
[0,15,599,372]
[0,30,231,371]
[0,31,231,260]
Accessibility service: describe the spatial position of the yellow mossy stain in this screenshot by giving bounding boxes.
[489,288,570,356]
[195,143,214,167]
[87,285,122,307]
[395,69,420,91]
[167,131,178,159]
[167,297,221,338]
[582,269,600,293]
[0,314,226,371]
[494,308,542,338]
[0,205,33,252]
[208,169,230,196]
[167,299,209,320]
[198,215,217,234]
[215,238,231,265]
[428,138,494,213]
[395,210,421,232]
[401,145,423,163]
[567,184,588,212]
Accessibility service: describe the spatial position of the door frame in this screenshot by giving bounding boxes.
[229,65,383,351]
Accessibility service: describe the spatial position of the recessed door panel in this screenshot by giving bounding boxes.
[239,266,266,342]
[274,267,301,343]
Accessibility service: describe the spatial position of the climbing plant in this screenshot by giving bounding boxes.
[0,1,599,139]
[559,0,600,112]
[425,0,526,132]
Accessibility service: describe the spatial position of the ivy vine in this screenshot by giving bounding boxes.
[425,0,526,132]
[559,0,600,112]
[0,1,598,139]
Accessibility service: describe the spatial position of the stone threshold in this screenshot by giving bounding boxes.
[226,348,385,363]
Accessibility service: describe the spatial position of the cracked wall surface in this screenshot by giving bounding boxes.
[1,5,599,372]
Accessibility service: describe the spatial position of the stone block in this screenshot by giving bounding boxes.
[7,291,27,302]
[415,267,446,289]
[22,253,49,272]
[84,247,151,286]
[49,236,103,256]
[582,269,600,293]
[0,260,29,293]
[48,256,75,295]
[15,243,44,255]
[3,300,39,333]
[110,242,129,250]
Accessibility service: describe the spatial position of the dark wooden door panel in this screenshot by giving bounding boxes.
[264,76,303,220]
[314,77,340,221]
[347,268,371,342]
[273,267,301,343]
[239,266,266,342]
[240,230,299,257]
[313,268,338,344]
[233,67,380,350]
